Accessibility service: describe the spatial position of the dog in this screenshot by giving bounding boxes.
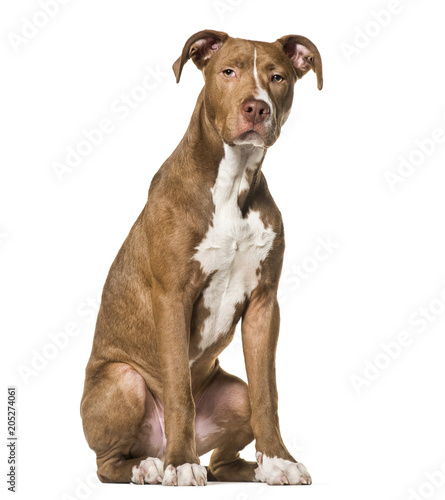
[80,29,322,486]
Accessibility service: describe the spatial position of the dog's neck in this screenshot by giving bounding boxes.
[178,89,267,212]
[220,143,265,213]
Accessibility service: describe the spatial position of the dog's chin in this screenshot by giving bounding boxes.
[232,130,266,147]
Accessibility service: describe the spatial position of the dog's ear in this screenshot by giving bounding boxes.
[276,35,323,90]
[173,30,229,83]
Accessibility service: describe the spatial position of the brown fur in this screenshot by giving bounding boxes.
[81,30,322,484]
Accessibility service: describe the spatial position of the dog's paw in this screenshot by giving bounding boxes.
[131,457,164,484]
[254,452,312,485]
[162,463,207,486]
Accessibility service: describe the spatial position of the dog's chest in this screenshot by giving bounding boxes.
[192,147,275,362]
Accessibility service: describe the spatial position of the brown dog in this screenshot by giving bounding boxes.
[80,29,322,486]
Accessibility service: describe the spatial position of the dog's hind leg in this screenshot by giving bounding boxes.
[81,362,165,484]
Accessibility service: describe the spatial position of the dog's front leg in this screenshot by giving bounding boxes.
[152,287,207,486]
[241,289,312,485]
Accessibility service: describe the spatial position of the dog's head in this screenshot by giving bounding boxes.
[173,30,322,148]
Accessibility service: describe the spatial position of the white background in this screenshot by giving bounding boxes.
[2,1,445,499]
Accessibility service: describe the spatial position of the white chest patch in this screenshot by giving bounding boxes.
[191,145,275,364]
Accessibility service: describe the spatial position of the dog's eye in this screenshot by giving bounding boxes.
[222,69,235,77]
[271,74,284,83]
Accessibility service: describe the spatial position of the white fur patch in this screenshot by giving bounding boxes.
[191,145,275,364]
[253,48,274,119]
[131,457,163,484]
[162,463,207,486]
[254,453,312,485]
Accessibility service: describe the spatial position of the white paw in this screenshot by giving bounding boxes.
[131,457,164,484]
[162,463,207,486]
[254,452,312,485]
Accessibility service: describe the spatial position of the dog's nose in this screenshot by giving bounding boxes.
[241,99,270,123]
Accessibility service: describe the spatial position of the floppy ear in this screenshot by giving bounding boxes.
[277,35,323,90]
[172,29,229,83]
